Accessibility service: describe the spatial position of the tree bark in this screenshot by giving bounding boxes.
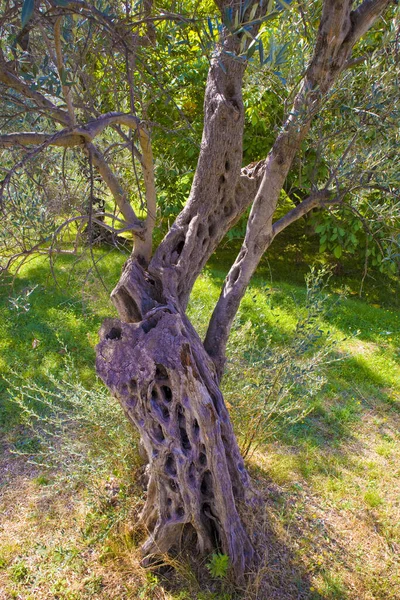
[96,262,254,577]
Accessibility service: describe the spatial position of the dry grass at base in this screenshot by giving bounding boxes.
[1,400,399,600]
[243,412,400,599]
[0,437,151,600]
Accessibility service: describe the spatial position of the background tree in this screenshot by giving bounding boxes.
[0,0,398,578]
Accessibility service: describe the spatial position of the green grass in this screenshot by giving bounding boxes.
[0,228,399,599]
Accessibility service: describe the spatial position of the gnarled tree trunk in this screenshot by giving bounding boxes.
[96,262,254,577]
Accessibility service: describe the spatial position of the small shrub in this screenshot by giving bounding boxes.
[10,561,29,583]
[6,351,140,486]
[225,266,346,456]
[364,490,383,508]
[206,553,230,579]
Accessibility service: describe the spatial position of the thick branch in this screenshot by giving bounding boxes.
[87,143,143,229]
[0,131,85,148]
[203,0,392,378]
[349,0,392,44]
[0,113,142,148]
[148,44,248,305]
[271,190,338,238]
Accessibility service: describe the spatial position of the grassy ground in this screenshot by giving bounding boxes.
[0,229,399,599]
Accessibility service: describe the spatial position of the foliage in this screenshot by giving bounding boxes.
[0,0,398,272]
[6,349,140,482]
[206,553,230,579]
[225,267,346,456]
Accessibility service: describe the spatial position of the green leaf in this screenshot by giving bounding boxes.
[333,245,342,259]
[249,3,258,22]
[275,43,289,66]
[247,39,258,59]
[21,0,34,28]
[259,39,264,65]
[207,17,213,39]
[206,553,229,579]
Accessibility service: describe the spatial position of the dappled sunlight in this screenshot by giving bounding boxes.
[1,226,399,598]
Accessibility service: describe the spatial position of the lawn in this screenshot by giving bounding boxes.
[0,229,399,599]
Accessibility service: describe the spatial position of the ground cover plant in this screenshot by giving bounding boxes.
[0,227,399,598]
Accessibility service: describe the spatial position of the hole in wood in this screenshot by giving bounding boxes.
[202,503,221,546]
[169,478,178,492]
[218,174,226,192]
[223,204,233,216]
[167,498,172,506]
[199,452,207,466]
[179,425,191,452]
[231,266,240,285]
[188,462,195,483]
[225,160,230,171]
[153,424,165,442]
[226,83,235,99]
[129,379,137,393]
[171,237,185,264]
[201,471,213,496]
[142,317,157,334]
[165,454,177,476]
[106,327,121,340]
[116,287,141,322]
[177,405,191,452]
[155,364,168,379]
[161,385,172,402]
[192,419,200,439]
[150,390,170,421]
[210,392,220,415]
[176,506,185,518]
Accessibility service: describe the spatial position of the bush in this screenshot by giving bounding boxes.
[224,267,345,457]
[6,351,140,484]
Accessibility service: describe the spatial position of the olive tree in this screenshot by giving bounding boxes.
[0,0,397,577]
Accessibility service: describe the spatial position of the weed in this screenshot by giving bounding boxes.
[33,474,51,486]
[10,560,29,583]
[138,572,159,599]
[206,553,230,579]
[364,489,383,508]
[225,267,345,456]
